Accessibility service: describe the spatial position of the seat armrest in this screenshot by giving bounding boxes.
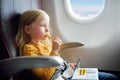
[0,56,64,76]
[60,42,84,52]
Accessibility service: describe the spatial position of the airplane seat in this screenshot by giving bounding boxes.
[0,0,42,59]
[0,0,40,80]
[0,0,64,80]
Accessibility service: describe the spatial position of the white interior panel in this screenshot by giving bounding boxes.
[42,0,120,71]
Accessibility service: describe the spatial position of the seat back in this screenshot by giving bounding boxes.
[0,0,42,79]
[0,0,41,59]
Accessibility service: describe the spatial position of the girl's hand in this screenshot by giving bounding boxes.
[69,63,76,69]
[52,37,62,53]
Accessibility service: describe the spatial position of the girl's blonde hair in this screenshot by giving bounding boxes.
[16,9,50,55]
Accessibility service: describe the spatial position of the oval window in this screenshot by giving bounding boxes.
[64,0,105,23]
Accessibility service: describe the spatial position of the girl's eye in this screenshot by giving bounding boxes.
[41,25,49,27]
[41,25,46,27]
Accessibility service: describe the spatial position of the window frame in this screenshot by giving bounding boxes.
[64,0,106,24]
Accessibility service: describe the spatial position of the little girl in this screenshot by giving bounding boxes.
[16,10,118,80]
[16,9,64,80]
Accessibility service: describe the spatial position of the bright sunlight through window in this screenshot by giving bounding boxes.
[64,0,105,23]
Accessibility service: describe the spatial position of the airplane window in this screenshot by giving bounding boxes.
[64,0,105,24]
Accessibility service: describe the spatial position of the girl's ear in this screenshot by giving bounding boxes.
[24,25,31,34]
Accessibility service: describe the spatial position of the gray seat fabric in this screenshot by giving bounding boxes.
[0,0,41,58]
[0,0,41,80]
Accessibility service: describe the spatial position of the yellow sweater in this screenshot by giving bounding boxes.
[23,40,58,80]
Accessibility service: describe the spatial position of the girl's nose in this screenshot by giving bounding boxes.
[45,26,49,32]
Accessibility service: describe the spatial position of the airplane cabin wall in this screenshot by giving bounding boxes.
[41,0,120,71]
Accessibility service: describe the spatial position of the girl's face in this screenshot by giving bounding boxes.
[25,15,50,40]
